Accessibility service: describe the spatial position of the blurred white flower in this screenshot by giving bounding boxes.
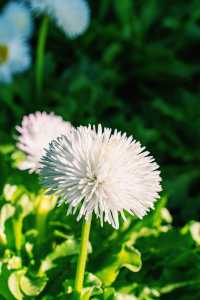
[29,0,90,38]
[16,112,72,173]
[0,17,31,83]
[28,0,51,14]
[40,125,162,229]
[3,1,33,39]
[52,0,90,38]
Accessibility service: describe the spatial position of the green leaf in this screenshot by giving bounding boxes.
[103,288,117,300]
[116,293,137,300]
[20,275,47,297]
[39,237,79,274]
[0,264,15,300]
[160,280,200,294]
[0,144,14,155]
[113,0,133,25]
[18,194,33,218]
[3,184,20,202]
[0,203,15,244]
[83,273,103,297]
[189,222,200,245]
[81,289,92,300]
[96,245,142,286]
[8,270,26,300]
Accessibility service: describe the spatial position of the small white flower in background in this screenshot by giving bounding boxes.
[16,112,72,174]
[40,125,162,229]
[0,19,31,83]
[3,1,33,39]
[52,0,90,38]
[29,0,90,38]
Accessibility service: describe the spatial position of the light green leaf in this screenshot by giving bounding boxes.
[20,275,47,297]
[0,264,15,300]
[0,144,14,155]
[96,245,142,286]
[39,237,79,274]
[190,222,200,245]
[81,289,93,300]
[11,150,27,170]
[7,256,22,270]
[116,293,137,300]
[3,184,19,202]
[8,270,26,300]
[160,280,200,294]
[0,203,15,244]
[18,194,33,218]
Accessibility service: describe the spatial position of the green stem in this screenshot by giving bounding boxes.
[13,217,23,253]
[74,217,92,296]
[36,211,47,246]
[36,194,55,247]
[35,16,49,97]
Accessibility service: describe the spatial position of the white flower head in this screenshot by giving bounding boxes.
[29,0,90,38]
[28,0,51,14]
[3,1,33,39]
[0,18,31,83]
[52,0,90,38]
[16,111,72,173]
[40,125,162,229]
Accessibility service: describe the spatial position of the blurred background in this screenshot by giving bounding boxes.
[1,0,199,224]
[0,1,200,299]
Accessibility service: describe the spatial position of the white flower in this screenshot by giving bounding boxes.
[40,125,162,229]
[3,1,33,39]
[0,18,31,83]
[52,0,90,38]
[16,111,72,173]
[28,0,51,14]
[29,0,90,38]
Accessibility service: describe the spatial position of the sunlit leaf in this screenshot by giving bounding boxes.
[20,275,47,297]
[96,245,142,286]
[8,270,26,300]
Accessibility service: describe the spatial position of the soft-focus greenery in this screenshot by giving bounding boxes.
[0,0,200,299]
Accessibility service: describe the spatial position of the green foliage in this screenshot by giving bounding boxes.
[0,147,199,299]
[0,0,200,224]
[0,0,200,299]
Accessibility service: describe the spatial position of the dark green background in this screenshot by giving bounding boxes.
[0,1,200,225]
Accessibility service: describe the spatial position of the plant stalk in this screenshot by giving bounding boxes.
[35,15,49,97]
[13,217,23,253]
[74,217,92,296]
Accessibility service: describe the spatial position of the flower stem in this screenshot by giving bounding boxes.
[74,217,92,296]
[36,194,56,247]
[13,217,23,254]
[35,15,49,97]
[36,210,47,246]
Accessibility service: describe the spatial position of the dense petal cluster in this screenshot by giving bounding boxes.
[16,112,72,173]
[29,0,90,38]
[40,125,162,229]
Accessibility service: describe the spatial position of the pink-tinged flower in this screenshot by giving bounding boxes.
[16,111,72,173]
[40,124,162,229]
